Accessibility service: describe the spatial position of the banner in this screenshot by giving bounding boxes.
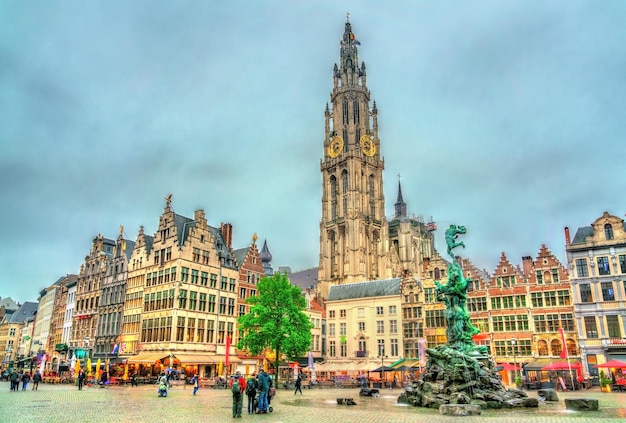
[559,328,567,359]
[225,336,231,367]
[418,339,426,365]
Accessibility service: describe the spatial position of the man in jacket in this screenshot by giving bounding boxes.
[256,370,271,414]
[32,371,42,390]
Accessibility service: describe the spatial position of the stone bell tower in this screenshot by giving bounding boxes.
[318,17,390,299]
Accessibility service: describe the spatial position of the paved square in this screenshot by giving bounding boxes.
[1,382,625,422]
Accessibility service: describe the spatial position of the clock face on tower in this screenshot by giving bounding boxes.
[360,135,376,156]
[328,135,344,158]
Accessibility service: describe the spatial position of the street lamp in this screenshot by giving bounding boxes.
[378,353,387,388]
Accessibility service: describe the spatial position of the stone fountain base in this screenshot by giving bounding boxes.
[398,344,538,409]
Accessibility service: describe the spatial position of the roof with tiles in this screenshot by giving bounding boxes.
[327,278,402,302]
[571,226,594,245]
[7,301,38,324]
[233,247,249,268]
[288,267,319,291]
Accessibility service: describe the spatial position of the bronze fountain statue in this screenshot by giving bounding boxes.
[398,225,537,410]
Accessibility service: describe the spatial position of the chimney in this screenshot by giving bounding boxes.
[220,223,233,250]
[564,227,571,247]
[521,256,533,278]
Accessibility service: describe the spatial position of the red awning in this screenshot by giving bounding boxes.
[496,363,521,371]
[593,359,626,369]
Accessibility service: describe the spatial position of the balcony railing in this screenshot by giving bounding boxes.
[355,350,367,358]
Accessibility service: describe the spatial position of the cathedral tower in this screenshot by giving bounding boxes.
[318,18,390,298]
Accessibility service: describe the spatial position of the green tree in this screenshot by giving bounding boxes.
[237,273,313,383]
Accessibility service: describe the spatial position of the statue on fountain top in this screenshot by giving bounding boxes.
[435,225,481,352]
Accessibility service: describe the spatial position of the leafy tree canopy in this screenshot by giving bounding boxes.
[237,273,313,374]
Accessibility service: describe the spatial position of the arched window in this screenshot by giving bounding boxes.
[353,100,360,124]
[341,170,348,215]
[342,100,348,125]
[369,174,375,217]
[330,176,337,220]
[550,339,562,356]
[537,340,548,356]
[604,223,614,240]
[566,339,577,356]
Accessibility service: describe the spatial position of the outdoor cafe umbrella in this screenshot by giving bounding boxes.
[87,358,92,377]
[74,359,81,375]
[372,366,394,372]
[70,356,76,376]
[123,363,129,382]
[541,361,582,379]
[593,359,626,369]
[96,359,102,379]
[218,360,223,377]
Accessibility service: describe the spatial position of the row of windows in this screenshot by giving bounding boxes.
[144,266,237,292]
[403,322,424,338]
[583,315,622,339]
[328,320,399,336]
[533,314,575,332]
[491,295,527,309]
[96,311,122,337]
[328,305,397,319]
[530,290,571,307]
[576,255,626,278]
[327,338,399,358]
[579,280,625,302]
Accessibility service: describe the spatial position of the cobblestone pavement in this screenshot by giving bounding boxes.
[1,381,625,423]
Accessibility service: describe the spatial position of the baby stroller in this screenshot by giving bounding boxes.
[253,388,275,413]
[158,381,168,397]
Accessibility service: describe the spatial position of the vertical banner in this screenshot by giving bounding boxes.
[559,328,567,359]
[418,339,426,366]
[225,336,231,367]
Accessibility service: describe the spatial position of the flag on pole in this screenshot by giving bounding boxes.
[559,328,567,359]
[225,336,231,367]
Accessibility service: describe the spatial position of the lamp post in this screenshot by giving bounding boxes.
[378,354,387,388]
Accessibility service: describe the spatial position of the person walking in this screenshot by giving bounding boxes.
[245,373,257,414]
[32,371,42,390]
[21,372,31,391]
[256,369,270,414]
[229,371,246,418]
[294,374,303,395]
[191,374,199,395]
[77,369,86,390]
[9,370,19,391]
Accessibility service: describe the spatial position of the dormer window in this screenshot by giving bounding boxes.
[604,223,614,240]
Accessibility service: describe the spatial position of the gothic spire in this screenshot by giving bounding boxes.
[394,177,407,218]
[336,17,363,86]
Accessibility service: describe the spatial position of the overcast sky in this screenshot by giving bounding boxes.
[1,1,625,303]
